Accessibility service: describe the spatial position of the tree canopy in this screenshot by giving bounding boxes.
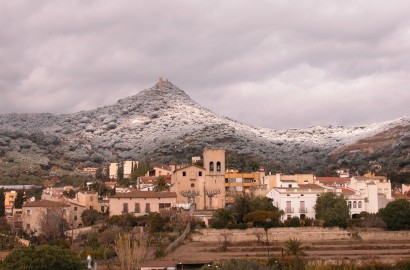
[0,245,85,270]
[379,199,410,230]
[0,188,5,217]
[13,190,25,209]
[232,195,278,223]
[153,176,170,192]
[314,192,350,228]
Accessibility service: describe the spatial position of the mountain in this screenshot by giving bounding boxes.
[0,78,408,173]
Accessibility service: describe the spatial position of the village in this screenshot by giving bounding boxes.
[1,148,410,269]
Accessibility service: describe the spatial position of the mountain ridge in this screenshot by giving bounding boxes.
[0,79,408,172]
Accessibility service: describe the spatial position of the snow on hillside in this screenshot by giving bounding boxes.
[0,78,408,164]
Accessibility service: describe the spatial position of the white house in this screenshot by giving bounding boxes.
[347,176,392,214]
[266,183,332,220]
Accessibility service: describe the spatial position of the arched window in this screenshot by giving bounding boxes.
[216,161,221,172]
[353,201,357,208]
[348,201,352,209]
[209,162,214,171]
[358,201,362,208]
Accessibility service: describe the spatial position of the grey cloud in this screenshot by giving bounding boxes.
[0,1,409,128]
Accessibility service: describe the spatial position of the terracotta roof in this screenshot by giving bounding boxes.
[141,261,176,267]
[23,200,70,208]
[173,164,205,173]
[110,190,177,199]
[340,188,356,195]
[316,177,350,183]
[353,176,387,181]
[298,184,325,190]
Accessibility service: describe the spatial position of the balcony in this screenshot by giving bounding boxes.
[285,207,294,213]
[299,207,307,213]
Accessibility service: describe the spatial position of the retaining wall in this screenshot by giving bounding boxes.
[192,228,410,242]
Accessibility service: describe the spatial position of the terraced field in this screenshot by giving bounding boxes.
[165,238,410,264]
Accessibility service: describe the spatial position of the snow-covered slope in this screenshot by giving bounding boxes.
[0,79,408,167]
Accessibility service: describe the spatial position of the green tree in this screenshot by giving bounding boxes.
[153,176,170,192]
[81,209,100,226]
[232,195,278,223]
[0,188,5,217]
[284,238,307,257]
[379,199,410,230]
[283,238,307,270]
[210,208,236,229]
[0,245,85,270]
[243,211,281,227]
[314,192,350,228]
[13,190,25,209]
[130,162,152,183]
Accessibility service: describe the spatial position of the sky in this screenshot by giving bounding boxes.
[0,1,409,129]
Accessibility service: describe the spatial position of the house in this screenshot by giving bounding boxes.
[138,175,172,191]
[109,163,119,180]
[266,183,332,220]
[171,148,226,210]
[123,160,139,179]
[145,166,173,177]
[21,200,71,234]
[108,190,177,217]
[315,177,350,188]
[225,170,265,206]
[262,173,315,193]
[140,261,176,270]
[348,176,392,213]
[82,167,98,177]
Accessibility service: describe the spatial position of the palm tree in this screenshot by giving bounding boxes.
[284,238,307,257]
[153,176,170,192]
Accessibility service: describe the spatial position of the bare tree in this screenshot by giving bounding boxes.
[113,231,148,270]
[38,207,69,242]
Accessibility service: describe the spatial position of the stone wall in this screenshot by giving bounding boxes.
[193,227,351,242]
[192,228,410,243]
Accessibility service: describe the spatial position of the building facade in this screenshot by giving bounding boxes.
[109,190,177,216]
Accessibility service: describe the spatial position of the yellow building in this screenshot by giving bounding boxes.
[225,171,264,205]
[5,191,17,207]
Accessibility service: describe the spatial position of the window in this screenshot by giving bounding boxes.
[74,207,78,211]
[198,171,202,177]
[348,201,352,208]
[123,203,129,213]
[101,206,104,212]
[26,209,31,216]
[216,162,221,172]
[353,201,357,208]
[74,215,77,221]
[135,203,140,213]
[358,201,362,208]
[145,203,151,213]
[159,203,171,209]
[191,183,195,188]
[90,206,93,210]
[26,223,30,229]
[209,162,214,171]
[182,171,186,177]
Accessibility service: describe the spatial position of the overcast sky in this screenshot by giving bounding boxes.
[1,1,409,129]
